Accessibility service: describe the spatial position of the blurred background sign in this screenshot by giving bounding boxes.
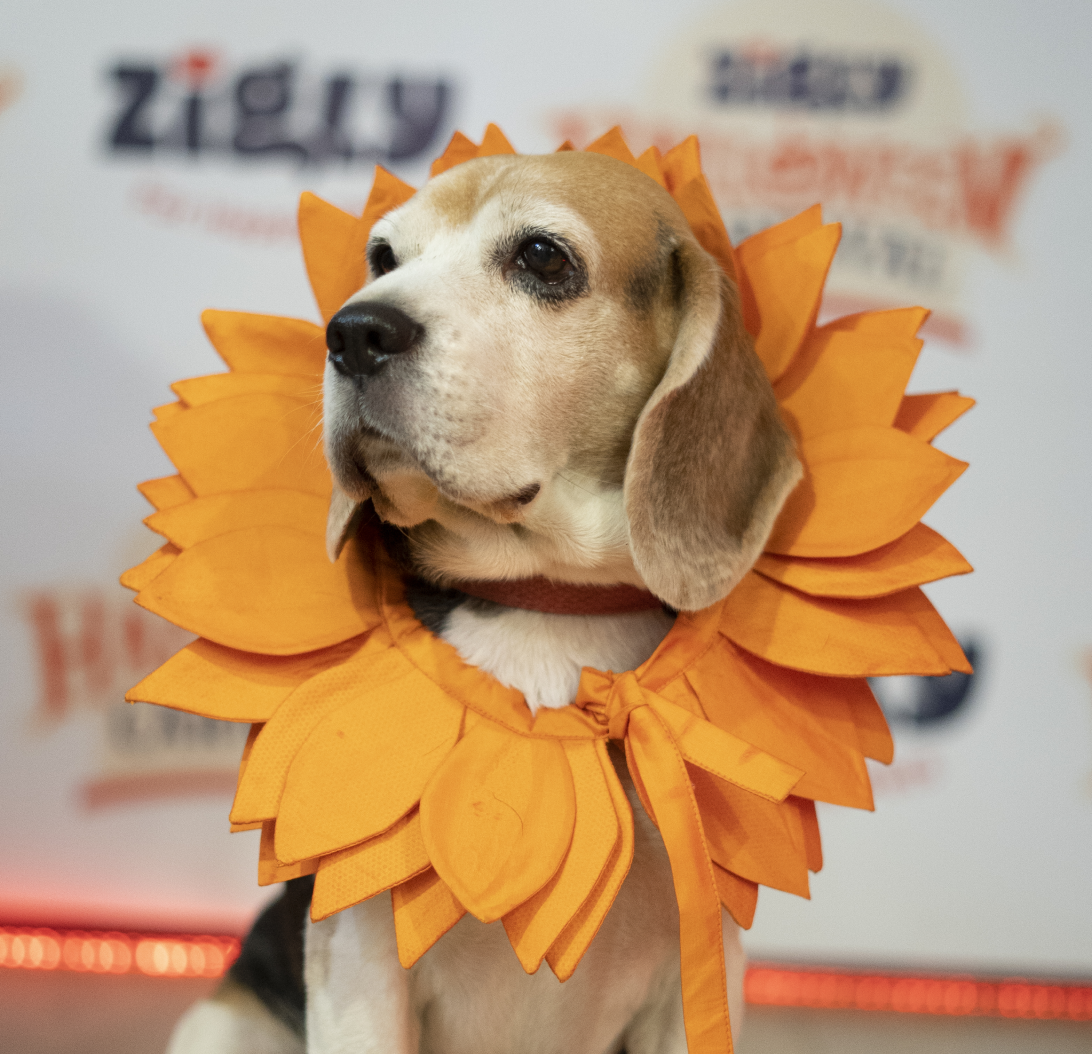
[1,0,1089,977]
[555,0,1060,344]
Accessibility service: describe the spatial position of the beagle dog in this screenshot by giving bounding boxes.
[166,149,801,1054]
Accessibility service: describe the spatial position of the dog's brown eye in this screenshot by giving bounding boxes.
[519,239,572,283]
[373,245,397,276]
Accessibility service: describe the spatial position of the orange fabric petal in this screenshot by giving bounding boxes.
[673,176,739,284]
[695,637,891,766]
[738,205,824,259]
[635,145,667,188]
[298,193,369,324]
[907,592,973,674]
[236,722,262,789]
[359,166,417,237]
[137,475,194,511]
[774,327,921,442]
[824,305,929,339]
[152,401,184,422]
[258,821,318,885]
[659,135,702,193]
[311,809,431,921]
[203,308,325,377]
[794,797,823,872]
[691,766,809,898]
[301,168,419,325]
[844,683,893,765]
[230,633,411,823]
[173,372,316,407]
[136,531,376,656]
[584,126,638,166]
[151,393,330,498]
[546,740,635,981]
[720,572,959,677]
[502,740,619,974]
[125,635,366,723]
[895,391,976,442]
[392,868,466,969]
[712,865,758,930]
[276,667,464,862]
[430,130,480,177]
[119,543,179,592]
[476,124,516,156]
[144,490,328,550]
[742,223,842,383]
[733,206,823,340]
[421,721,576,924]
[766,425,968,558]
[755,523,973,599]
[200,311,327,377]
[687,637,874,810]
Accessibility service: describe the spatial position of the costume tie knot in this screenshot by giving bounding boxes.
[575,669,649,740]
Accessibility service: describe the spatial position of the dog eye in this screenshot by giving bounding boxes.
[371,245,398,276]
[517,239,573,283]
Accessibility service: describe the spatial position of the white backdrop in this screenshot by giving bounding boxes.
[1,0,1090,975]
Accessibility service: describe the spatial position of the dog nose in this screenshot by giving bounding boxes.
[326,302,422,378]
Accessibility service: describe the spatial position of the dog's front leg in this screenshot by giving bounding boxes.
[305,894,420,1054]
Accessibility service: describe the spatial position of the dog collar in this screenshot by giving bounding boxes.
[122,125,973,1054]
[450,577,664,615]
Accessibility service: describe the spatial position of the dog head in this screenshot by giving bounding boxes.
[323,150,800,611]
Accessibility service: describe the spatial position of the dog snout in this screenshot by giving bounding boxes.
[327,302,422,378]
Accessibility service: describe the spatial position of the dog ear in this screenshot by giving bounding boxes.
[623,239,801,611]
[326,485,366,561]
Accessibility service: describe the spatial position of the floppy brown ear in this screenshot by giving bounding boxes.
[326,485,366,561]
[623,239,801,611]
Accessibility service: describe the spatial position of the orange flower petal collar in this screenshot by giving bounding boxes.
[122,125,973,1054]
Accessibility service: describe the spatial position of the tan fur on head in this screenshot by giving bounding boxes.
[324,151,799,609]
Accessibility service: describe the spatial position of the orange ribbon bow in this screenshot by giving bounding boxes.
[576,668,802,1054]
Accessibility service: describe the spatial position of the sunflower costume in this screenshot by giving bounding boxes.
[122,126,972,1054]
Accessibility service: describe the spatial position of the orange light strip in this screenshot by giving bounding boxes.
[0,925,239,979]
[745,962,1092,1022]
[3,925,1090,1023]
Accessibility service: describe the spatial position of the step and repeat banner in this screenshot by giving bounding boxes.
[2,0,1089,973]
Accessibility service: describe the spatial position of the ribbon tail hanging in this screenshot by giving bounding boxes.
[626,706,735,1054]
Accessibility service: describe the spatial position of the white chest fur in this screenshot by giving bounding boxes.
[438,604,676,711]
